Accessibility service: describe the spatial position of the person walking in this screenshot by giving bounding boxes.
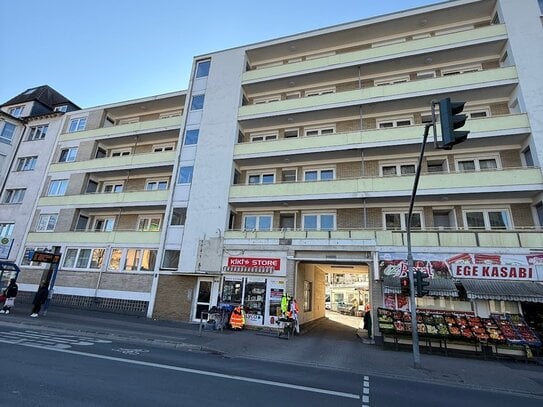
[30,282,49,318]
[0,278,18,314]
[363,303,372,340]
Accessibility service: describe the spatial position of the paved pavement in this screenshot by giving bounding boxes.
[1,305,542,397]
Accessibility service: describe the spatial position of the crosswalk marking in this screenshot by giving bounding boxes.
[0,330,111,349]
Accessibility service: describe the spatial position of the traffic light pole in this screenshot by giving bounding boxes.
[407,123,432,369]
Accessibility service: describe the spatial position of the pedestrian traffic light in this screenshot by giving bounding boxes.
[438,97,469,150]
[415,271,430,297]
[400,277,410,295]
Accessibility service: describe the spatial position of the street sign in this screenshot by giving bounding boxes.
[0,238,13,259]
[32,251,62,264]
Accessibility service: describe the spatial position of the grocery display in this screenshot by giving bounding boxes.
[378,307,542,348]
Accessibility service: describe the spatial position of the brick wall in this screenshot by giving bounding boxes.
[336,81,359,92]
[117,214,139,230]
[337,119,360,133]
[337,208,363,229]
[153,275,197,321]
[490,103,509,116]
[511,203,535,228]
[337,161,362,178]
[500,149,521,168]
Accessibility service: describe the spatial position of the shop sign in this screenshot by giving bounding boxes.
[227,257,281,270]
[379,252,543,281]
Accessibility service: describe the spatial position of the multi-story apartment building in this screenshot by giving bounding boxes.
[16,91,186,313]
[147,0,543,337]
[0,86,79,262]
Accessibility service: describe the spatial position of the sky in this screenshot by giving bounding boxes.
[0,0,443,108]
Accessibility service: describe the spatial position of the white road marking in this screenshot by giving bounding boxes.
[362,376,370,407]
[113,348,150,355]
[0,330,112,349]
[0,338,360,400]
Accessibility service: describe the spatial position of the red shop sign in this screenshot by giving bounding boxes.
[228,257,281,270]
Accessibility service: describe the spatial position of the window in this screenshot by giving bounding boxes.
[75,215,89,231]
[280,213,295,230]
[304,168,334,181]
[63,248,105,270]
[54,105,68,112]
[118,249,157,271]
[284,129,299,138]
[93,218,115,232]
[250,132,278,142]
[3,189,25,203]
[304,125,335,137]
[285,92,301,100]
[416,71,436,80]
[372,37,406,48]
[178,166,193,184]
[282,169,297,183]
[103,182,123,193]
[433,209,455,230]
[305,88,335,97]
[523,147,534,167]
[21,246,48,266]
[162,249,180,269]
[303,281,313,312]
[243,214,272,231]
[0,223,14,237]
[152,144,175,152]
[138,216,161,231]
[171,208,187,226]
[463,209,511,230]
[195,60,211,78]
[47,180,68,196]
[118,118,139,125]
[68,117,87,132]
[159,111,182,119]
[146,179,169,190]
[59,147,78,162]
[374,75,409,86]
[441,64,481,76]
[380,163,416,176]
[384,212,423,230]
[377,117,413,128]
[247,172,275,184]
[111,149,131,157]
[427,159,448,173]
[539,0,543,14]
[254,95,281,104]
[16,156,37,171]
[184,129,199,145]
[95,147,107,159]
[465,110,488,119]
[536,202,543,228]
[302,213,335,231]
[0,122,16,143]
[456,156,498,172]
[28,124,49,140]
[9,106,24,118]
[190,94,205,111]
[36,214,58,232]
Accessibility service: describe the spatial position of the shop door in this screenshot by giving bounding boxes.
[193,278,213,321]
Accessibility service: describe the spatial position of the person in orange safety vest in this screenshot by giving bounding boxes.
[230,306,245,330]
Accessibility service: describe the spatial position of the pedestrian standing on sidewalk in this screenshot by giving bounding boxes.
[0,279,18,314]
[363,304,372,340]
[30,282,49,318]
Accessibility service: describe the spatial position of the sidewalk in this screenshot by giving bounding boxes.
[1,306,542,397]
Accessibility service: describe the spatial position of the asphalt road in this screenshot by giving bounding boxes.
[1,326,542,407]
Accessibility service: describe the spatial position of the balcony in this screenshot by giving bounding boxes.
[38,190,169,207]
[229,167,543,202]
[59,116,182,142]
[243,25,507,83]
[238,67,518,120]
[26,230,161,245]
[49,151,176,173]
[224,229,543,249]
[234,114,530,158]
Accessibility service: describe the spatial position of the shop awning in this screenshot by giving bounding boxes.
[460,279,543,303]
[222,266,274,273]
[383,275,459,297]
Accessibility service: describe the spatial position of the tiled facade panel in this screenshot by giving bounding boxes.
[116,214,140,230]
[66,173,86,195]
[366,208,382,229]
[510,203,535,228]
[153,275,197,320]
[56,208,77,232]
[336,81,360,93]
[77,140,96,161]
[482,60,500,70]
[124,178,146,191]
[337,161,362,178]
[55,270,100,288]
[363,160,380,177]
[501,149,522,168]
[362,117,376,130]
[490,103,510,116]
[337,208,363,229]
[337,119,361,133]
[98,272,153,292]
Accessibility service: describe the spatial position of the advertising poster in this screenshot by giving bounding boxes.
[267,279,286,325]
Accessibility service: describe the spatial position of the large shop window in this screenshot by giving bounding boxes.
[63,248,105,270]
[244,279,267,325]
[221,278,243,303]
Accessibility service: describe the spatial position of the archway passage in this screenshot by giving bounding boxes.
[296,261,370,339]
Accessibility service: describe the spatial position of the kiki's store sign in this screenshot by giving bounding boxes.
[227,257,281,270]
[453,264,535,280]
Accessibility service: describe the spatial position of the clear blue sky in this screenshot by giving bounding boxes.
[0,0,443,108]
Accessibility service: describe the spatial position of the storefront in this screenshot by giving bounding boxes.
[220,252,288,328]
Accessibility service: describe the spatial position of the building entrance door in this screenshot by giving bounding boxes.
[192,278,213,321]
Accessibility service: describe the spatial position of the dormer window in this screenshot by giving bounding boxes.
[9,106,24,118]
[54,105,68,112]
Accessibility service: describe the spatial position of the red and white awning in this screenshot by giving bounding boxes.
[222,266,274,273]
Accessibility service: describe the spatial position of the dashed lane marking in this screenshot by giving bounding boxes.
[362,376,370,407]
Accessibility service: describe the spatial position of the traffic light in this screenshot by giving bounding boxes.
[400,277,410,296]
[415,271,430,297]
[438,97,469,150]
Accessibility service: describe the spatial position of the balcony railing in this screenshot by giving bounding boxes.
[59,116,182,142]
[49,151,176,173]
[238,67,518,119]
[234,114,530,158]
[229,167,543,202]
[243,25,507,83]
[223,228,543,249]
[38,189,169,207]
[26,230,162,245]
